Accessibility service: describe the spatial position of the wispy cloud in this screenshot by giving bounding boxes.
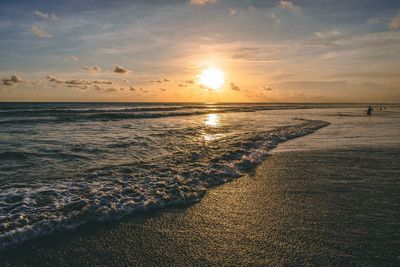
[190,0,216,6]
[389,13,400,30]
[270,14,281,25]
[314,30,341,39]
[367,17,380,25]
[82,66,101,72]
[278,1,298,11]
[34,10,48,19]
[65,79,92,85]
[230,82,240,91]
[63,56,79,62]
[34,10,58,20]
[30,25,52,38]
[46,75,63,83]
[93,80,112,84]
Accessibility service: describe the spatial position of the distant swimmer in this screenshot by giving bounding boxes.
[367,106,372,116]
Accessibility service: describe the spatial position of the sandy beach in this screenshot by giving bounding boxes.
[1,147,399,266]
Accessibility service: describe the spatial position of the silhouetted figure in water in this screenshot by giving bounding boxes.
[367,106,372,116]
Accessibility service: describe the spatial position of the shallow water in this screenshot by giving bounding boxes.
[0,102,399,250]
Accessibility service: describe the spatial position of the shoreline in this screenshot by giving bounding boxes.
[1,147,399,266]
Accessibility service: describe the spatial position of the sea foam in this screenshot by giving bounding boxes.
[0,119,329,250]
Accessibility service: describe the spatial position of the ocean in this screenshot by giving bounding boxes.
[1,102,399,251]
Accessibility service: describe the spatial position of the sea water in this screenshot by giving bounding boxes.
[0,102,399,250]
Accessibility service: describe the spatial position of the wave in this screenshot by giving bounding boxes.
[0,105,309,125]
[0,119,329,251]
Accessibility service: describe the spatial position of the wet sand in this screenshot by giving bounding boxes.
[1,148,399,266]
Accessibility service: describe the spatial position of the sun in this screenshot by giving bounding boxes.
[198,67,225,90]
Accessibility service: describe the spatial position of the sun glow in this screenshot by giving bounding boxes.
[198,68,225,90]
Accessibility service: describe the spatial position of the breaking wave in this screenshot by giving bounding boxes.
[0,119,329,250]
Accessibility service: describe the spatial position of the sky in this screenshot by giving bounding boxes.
[0,0,399,102]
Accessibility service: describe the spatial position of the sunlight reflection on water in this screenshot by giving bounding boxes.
[205,114,219,127]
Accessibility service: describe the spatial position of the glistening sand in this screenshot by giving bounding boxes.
[0,147,399,266]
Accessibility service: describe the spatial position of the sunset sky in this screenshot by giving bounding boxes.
[1,0,400,102]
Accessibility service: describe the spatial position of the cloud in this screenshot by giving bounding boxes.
[229,9,237,16]
[34,10,48,19]
[34,10,58,20]
[46,75,63,83]
[314,30,340,39]
[389,13,400,30]
[130,86,136,91]
[232,47,280,62]
[66,85,88,90]
[30,25,52,38]
[278,1,298,11]
[65,79,92,85]
[113,65,130,73]
[1,75,21,86]
[263,86,273,91]
[160,88,166,91]
[82,66,101,72]
[185,79,194,84]
[367,17,380,25]
[270,14,281,25]
[163,78,170,82]
[93,80,113,84]
[230,82,240,91]
[278,80,347,91]
[106,88,117,92]
[190,0,216,5]
[63,56,79,62]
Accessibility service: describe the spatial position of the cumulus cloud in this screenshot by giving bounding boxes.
[389,13,400,30]
[160,88,166,91]
[190,0,216,5]
[63,56,79,62]
[130,86,136,91]
[113,66,130,73]
[278,1,298,11]
[163,78,170,82]
[82,66,101,72]
[106,88,117,92]
[30,25,52,38]
[230,82,240,91]
[263,86,273,91]
[1,75,22,86]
